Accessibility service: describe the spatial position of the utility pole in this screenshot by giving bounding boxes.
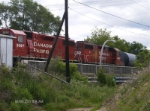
[45,0,70,83]
[45,12,66,72]
[65,0,70,83]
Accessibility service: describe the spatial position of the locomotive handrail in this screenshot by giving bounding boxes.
[85,55,89,63]
[77,54,82,63]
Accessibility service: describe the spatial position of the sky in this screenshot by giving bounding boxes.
[1,0,150,49]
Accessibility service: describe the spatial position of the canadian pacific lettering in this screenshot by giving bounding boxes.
[33,42,51,54]
[34,42,52,48]
[34,48,49,54]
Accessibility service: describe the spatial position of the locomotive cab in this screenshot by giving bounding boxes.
[113,48,125,66]
[0,29,28,57]
[75,41,97,63]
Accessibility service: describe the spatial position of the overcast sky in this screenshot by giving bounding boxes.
[1,0,150,49]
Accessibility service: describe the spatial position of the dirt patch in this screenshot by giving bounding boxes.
[67,108,93,111]
[67,107,108,111]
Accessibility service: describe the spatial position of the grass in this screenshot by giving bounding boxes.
[104,66,150,111]
[2,58,150,111]
[0,63,117,111]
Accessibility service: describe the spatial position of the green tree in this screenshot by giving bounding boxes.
[134,49,150,68]
[0,2,11,28]
[84,27,130,51]
[84,27,112,45]
[0,0,61,34]
[112,36,130,52]
[128,41,146,54]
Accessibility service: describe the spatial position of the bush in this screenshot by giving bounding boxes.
[0,78,13,91]
[48,57,87,82]
[44,103,56,111]
[0,100,8,111]
[9,102,20,111]
[0,64,12,80]
[48,57,65,75]
[70,63,87,82]
[17,88,33,100]
[97,68,116,87]
[97,68,107,85]
[106,75,116,87]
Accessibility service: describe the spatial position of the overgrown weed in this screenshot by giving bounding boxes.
[0,59,117,111]
[105,65,150,111]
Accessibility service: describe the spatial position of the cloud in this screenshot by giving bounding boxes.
[1,0,150,50]
[24,0,150,50]
[110,27,150,49]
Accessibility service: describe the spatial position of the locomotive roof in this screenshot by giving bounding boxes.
[76,41,97,45]
[53,35,75,41]
[0,34,16,39]
[114,48,120,51]
[23,30,38,34]
[10,29,26,35]
[76,41,113,48]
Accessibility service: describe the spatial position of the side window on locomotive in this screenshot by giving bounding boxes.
[85,44,93,49]
[18,36,24,43]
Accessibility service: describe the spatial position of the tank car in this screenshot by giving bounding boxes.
[119,51,136,66]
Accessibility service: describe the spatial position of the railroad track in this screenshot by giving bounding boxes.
[82,73,133,83]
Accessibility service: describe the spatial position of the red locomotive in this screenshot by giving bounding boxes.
[75,41,124,65]
[0,28,75,64]
[0,28,136,66]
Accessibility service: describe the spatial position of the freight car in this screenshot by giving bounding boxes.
[0,28,136,66]
[119,52,136,66]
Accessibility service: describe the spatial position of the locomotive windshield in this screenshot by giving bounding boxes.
[24,31,32,39]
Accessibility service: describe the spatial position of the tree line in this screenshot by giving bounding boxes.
[0,0,61,34]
